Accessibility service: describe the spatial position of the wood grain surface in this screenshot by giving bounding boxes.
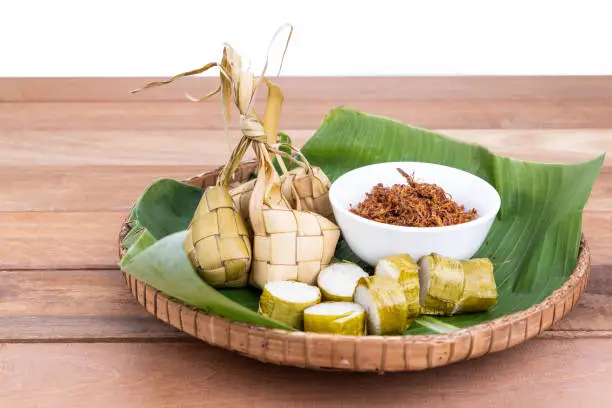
[3,76,612,102]
[0,77,610,407]
[3,100,612,131]
[0,265,610,342]
[1,339,610,408]
[1,339,612,408]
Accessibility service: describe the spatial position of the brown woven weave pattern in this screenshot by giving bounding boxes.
[118,162,591,372]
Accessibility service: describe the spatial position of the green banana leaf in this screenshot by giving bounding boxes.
[120,230,293,331]
[120,107,603,335]
[305,108,603,332]
[121,228,156,266]
[134,179,203,239]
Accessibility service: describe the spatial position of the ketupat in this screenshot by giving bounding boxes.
[130,41,259,288]
[289,166,334,221]
[248,139,340,288]
[273,144,335,223]
[244,42,340,288]
[131,25,340,289]
[179,46,257,288]
[231,164,334,223]
[183,185,252,287]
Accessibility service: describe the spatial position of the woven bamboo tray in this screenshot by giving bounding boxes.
[118,162,591,372]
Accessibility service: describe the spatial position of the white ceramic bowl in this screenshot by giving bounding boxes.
[329,162,501,266]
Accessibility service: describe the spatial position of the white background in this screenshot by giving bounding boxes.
[1,0,611,77]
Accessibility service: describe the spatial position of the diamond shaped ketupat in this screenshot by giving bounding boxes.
[132,24,340,290]
[184,185,252,288]
[230,163,334,223]
[248,141,340,289]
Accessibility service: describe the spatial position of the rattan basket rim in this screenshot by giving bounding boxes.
[118,162,591,371]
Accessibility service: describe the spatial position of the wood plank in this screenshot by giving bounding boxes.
[0,125,608,169]
[0,129,274,165]
[583,212,612,266]
[553,265,612,332]
[0,129,610,166]
[0,269,183,341]
[0,212,124,270]
[0,210,609,270]
[2,77,612,102]
[0,265,609,342]
[0,164,606,213]
[0,165,214,212]
[2,100,612,131]
[443,129,609,165]
[0,128,608,212]
[1,339,611,407]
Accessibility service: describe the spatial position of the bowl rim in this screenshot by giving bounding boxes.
[329,161,502,233]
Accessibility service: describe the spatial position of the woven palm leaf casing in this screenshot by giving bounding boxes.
[291,166,334,221]
[184,185,252,287]
[248,145,340,289]
[230,165,334,223]
[249,208,340,288]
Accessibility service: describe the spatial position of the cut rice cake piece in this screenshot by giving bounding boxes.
[317,262,369,301]
[375,254,420,317]
[418,253,464,315]
[304,302,365,335]
[453,258,498,314]
[418,254,498,315]
[258,281,321,329]
[353,276,409,335]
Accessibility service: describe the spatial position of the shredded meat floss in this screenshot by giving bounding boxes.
[350,168,478,227]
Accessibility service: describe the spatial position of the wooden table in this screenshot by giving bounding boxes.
[1,77,611,408]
